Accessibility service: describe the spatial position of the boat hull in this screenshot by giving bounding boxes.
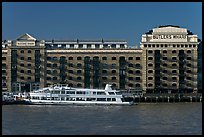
[24,99,133,105]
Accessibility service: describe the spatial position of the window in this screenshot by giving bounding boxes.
[120,44,125,48]
[129,63,134,67]
[163,70,167,73]
[128,70,133,74]
[135,77,140,81]
[135,64,141,68]
[128,57,133,60]
[87,44,91,48]
[148,57,153,60]
[163,63,167,67]
[53,64,58,67]
[112,77,116,80]
[172,77,177,80]
[136,70,140,74]
[187,64,191,67]
[69,63,73,67]
[187,50,191,54]
[47,64,51,67]
[148,83,153,87]
[27,70,31,74]
[187,77,191,80]
[77,83,82,87]
[102,77,107,80]
[173,45,176,48]
[144,44,147,47]
[28,57,32,60]
[77,57,82,60]
[47,57,51,60]
[112,57,116,60]
[68,70,73,73]
[77,63,82,68]
[163,83,167,87]
[172,57,177,61]
[128,77,133,80]
[163,57,167,60]
[53,70,57,74]
[163,50,167,54]
[172,50,176,53]
[2,57,6,60]
[111,64,116,68]
[102,70,107,74]
[20,57,24,60]
[68,57,73,60]
[148,50,153,54]
[172,70,177,74]
[77,70,82,74]
[47,70,51,74]
[79,44,83,48]
[20,77,24,80]
[102,57,107,60]
[163,77,167,80]
[68,77,73,80]
[20,50,24,53]
[187,70,191,73]
[77,77,82,80]
[47,77,51,80]
[172,63,177,67]
[28,64,31,67]
[148,70,153,73]
[111,44,116,48]
[70,44,74,48]
[187,57,191,60]
[53,77,57,80]
[20,70,24,73]
[148,77,153,80]
[95,44,100,48]
[136,57,140,60]
[103,44,108,48]
[135,84,140,87]
[148,63,153,67]
[28,50,31,53]
[128,83,133,87]
[20,64,24,67]
[172,83,177,87]
[112,70,116,74]
[27,77,31,80]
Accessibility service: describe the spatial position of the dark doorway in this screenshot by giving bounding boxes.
[25,83,30,92]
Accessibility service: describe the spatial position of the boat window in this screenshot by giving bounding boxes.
[93,92,96,95]
[76,91,85,94]
[115,92,121,95]
[61,91,65,94]
[108,92,115,95]
[97,92,106,95]
[66,91,75,94]
[107,98,111,101]
[87,98,96,101]
[112,98,116,101]
[97,98,106,101]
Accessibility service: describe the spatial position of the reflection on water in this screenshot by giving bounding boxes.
[2,103,202,135]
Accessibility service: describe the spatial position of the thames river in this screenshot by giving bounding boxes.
[2,103,202,135]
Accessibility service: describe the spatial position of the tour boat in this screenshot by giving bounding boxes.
[23,84,134,105]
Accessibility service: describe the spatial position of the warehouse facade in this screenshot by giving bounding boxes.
[2,25,201,93]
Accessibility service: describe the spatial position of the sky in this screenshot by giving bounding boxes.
[2,2,202,47]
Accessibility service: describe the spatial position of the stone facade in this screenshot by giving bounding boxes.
[2,26,201,93]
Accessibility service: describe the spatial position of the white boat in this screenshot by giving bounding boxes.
[23,84,134,105]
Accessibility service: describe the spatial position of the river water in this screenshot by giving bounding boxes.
[2,103,202,135]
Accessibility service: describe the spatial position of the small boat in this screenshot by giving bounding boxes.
[23,84,134,105]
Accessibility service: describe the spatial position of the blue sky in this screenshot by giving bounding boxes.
[2,2,202,47]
